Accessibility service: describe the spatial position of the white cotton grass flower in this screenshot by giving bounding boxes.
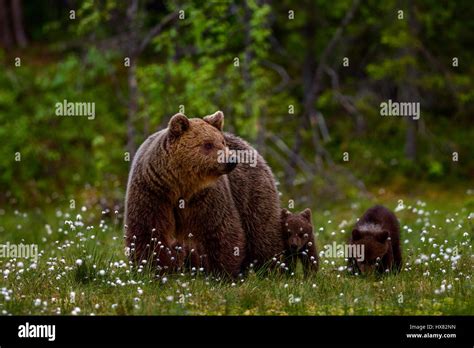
[76,259,83,266]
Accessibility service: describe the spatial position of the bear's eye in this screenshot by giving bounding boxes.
[203,142,214,151]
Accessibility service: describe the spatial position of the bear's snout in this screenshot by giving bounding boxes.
[225,161,237,173]
[289,236,301,251]
[289,243,299,251]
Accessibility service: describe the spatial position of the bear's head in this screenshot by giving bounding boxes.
[165,111,236,191]
[351,228,389,274]
[281,208,313,252]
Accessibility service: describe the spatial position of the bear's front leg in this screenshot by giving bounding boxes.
[299,239,319,276]
[202,224,246,279]
[283,250,298,274]
[379,244,394,273]
[125,189,179,273]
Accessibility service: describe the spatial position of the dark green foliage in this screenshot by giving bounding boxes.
[0,0,472,207]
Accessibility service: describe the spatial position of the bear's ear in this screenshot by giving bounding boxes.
[281,208,289,220]
[168,113,190,137]
[352,229,362,241]
[376,230,389,243]
[300,208,312,222]
[203,111,224,131]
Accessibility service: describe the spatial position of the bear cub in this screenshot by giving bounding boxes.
[281,208,319,276]
[349,205,402,274]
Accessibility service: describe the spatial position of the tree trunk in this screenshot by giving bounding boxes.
[284,2,317,186]
[125,0,139,159]
[242,1,253,118]
[127,59,138,159]
[0,0,13,49]
[405,118,417,161]
[402,0,420,162]
[11,0,27,47]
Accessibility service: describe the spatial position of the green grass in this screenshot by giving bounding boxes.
[0,190,472,315]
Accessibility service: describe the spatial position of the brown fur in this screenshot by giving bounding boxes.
[348,205,402,274]
[124,111,283,277]
[281,208,319,276]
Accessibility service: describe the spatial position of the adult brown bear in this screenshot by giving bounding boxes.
[124,111,283,277]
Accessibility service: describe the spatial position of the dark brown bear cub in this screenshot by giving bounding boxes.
[281,208,319,276]
[349,205,402,274]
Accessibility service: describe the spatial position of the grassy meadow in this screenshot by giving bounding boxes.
[1,0,473,321]
[0,188,472,316]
